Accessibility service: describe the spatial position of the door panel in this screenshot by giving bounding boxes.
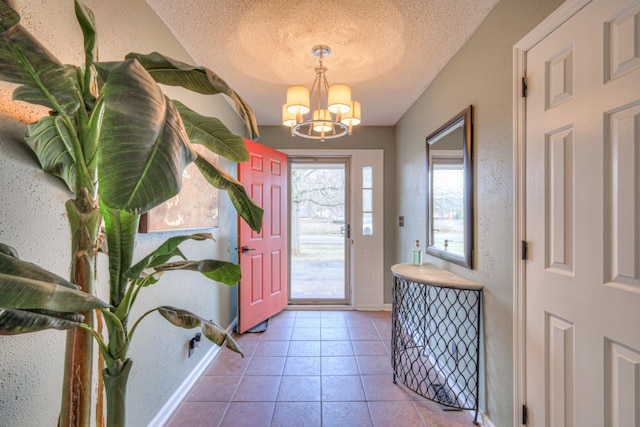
[352,151,384,310]
[524,0,640,425]
[237,140,288,333]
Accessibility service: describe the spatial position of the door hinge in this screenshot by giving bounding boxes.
[522,76,528,98]
[521,240,528,260]
[522,404,528,425]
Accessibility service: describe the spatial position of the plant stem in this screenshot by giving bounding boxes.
[103,358,133,427]
[59,190,102,427]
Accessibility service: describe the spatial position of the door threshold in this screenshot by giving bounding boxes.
[286,305,354,311]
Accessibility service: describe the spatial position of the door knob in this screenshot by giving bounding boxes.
[241,246,256,253]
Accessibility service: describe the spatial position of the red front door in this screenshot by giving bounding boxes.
[237,139,288,333]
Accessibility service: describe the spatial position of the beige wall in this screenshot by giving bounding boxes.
[395,0,564,425]
[0,1,247,425]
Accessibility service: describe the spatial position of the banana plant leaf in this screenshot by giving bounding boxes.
[74,0,97,105]
[194,154,263,232]
[0,251,109,311]
[0,308,85,335]
[0,243,19,258]
[0,273,109,313]
[100,202,140,306]
[26,115,78,192]
[0,250,78,289]
[157,306,243,356]
[173,101,249,162]
[96,58,196,214]
[125,52,259,141]
[0,249,109,334]
[0,1,81,115]
[125,233,213,280]
[153,259,241,286]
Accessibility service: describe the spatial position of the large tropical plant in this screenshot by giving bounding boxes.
[0,1,263,426]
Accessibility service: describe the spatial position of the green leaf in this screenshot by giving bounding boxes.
[0,249,109,313]
[194,155,263,232]
[74,0,97,105]
[0,243,19,258]
[157,306,243,356]
[174,101,249,162]
[126,52,259,141]
[154,259,241,286]
[0,250,77,290]
[125,233,212,280]
[157,306,200,328]
[102,309,128,360]
[0,272,109,312]
[0,309,83,335]
[97,58,196,214]
[26,115,77,192]
[201,320,243,355]
[0,2,81,115]
[100,201,140,307]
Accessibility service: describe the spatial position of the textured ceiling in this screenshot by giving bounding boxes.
[146,0,499,127]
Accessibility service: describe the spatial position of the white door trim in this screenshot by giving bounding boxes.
[512,0,592,423]
[281,149,385,310]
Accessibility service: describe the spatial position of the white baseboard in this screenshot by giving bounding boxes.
[353,303,392,311]
[147,318,237,427]
[286,304,392,312]
[478,410,496,427]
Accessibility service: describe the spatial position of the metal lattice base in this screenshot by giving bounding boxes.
[392,275,481,424]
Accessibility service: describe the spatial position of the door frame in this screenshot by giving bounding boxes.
[512,0,592,422]
[288,156,352,305]
[282,149,385,309]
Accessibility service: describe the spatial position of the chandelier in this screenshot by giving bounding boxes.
[282,45,361,141]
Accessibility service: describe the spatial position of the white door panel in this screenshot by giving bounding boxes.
[352,150,384,309]
[523,0,640,425]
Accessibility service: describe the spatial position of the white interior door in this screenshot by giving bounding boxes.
[522,0,640,425]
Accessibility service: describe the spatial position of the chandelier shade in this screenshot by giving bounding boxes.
[312,109,333,132]
[286,86,310,115]
[282,45,361,141]
[328,84,352,114]
[341,100,362,127]
[282,104,297,127]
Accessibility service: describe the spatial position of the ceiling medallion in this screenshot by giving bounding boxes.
[282,45,361,141]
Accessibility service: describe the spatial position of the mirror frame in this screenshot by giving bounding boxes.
[425,105,474,268]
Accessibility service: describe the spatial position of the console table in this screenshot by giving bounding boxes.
[391,263,482,424]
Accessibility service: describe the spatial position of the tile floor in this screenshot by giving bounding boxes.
[166,310,475,427]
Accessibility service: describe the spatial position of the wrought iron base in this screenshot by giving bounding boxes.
[391,273,482,424]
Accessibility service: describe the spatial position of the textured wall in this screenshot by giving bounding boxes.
[394,0,564,425]
[0,0,246,425]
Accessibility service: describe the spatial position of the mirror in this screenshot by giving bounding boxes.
[426,105,473,268]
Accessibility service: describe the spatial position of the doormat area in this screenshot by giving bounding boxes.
[245,318,270,333]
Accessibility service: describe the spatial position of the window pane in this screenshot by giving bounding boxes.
[362,166,373,236]
[363,166,372,188]
[362,212,373,236]
[363,189,373,212]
